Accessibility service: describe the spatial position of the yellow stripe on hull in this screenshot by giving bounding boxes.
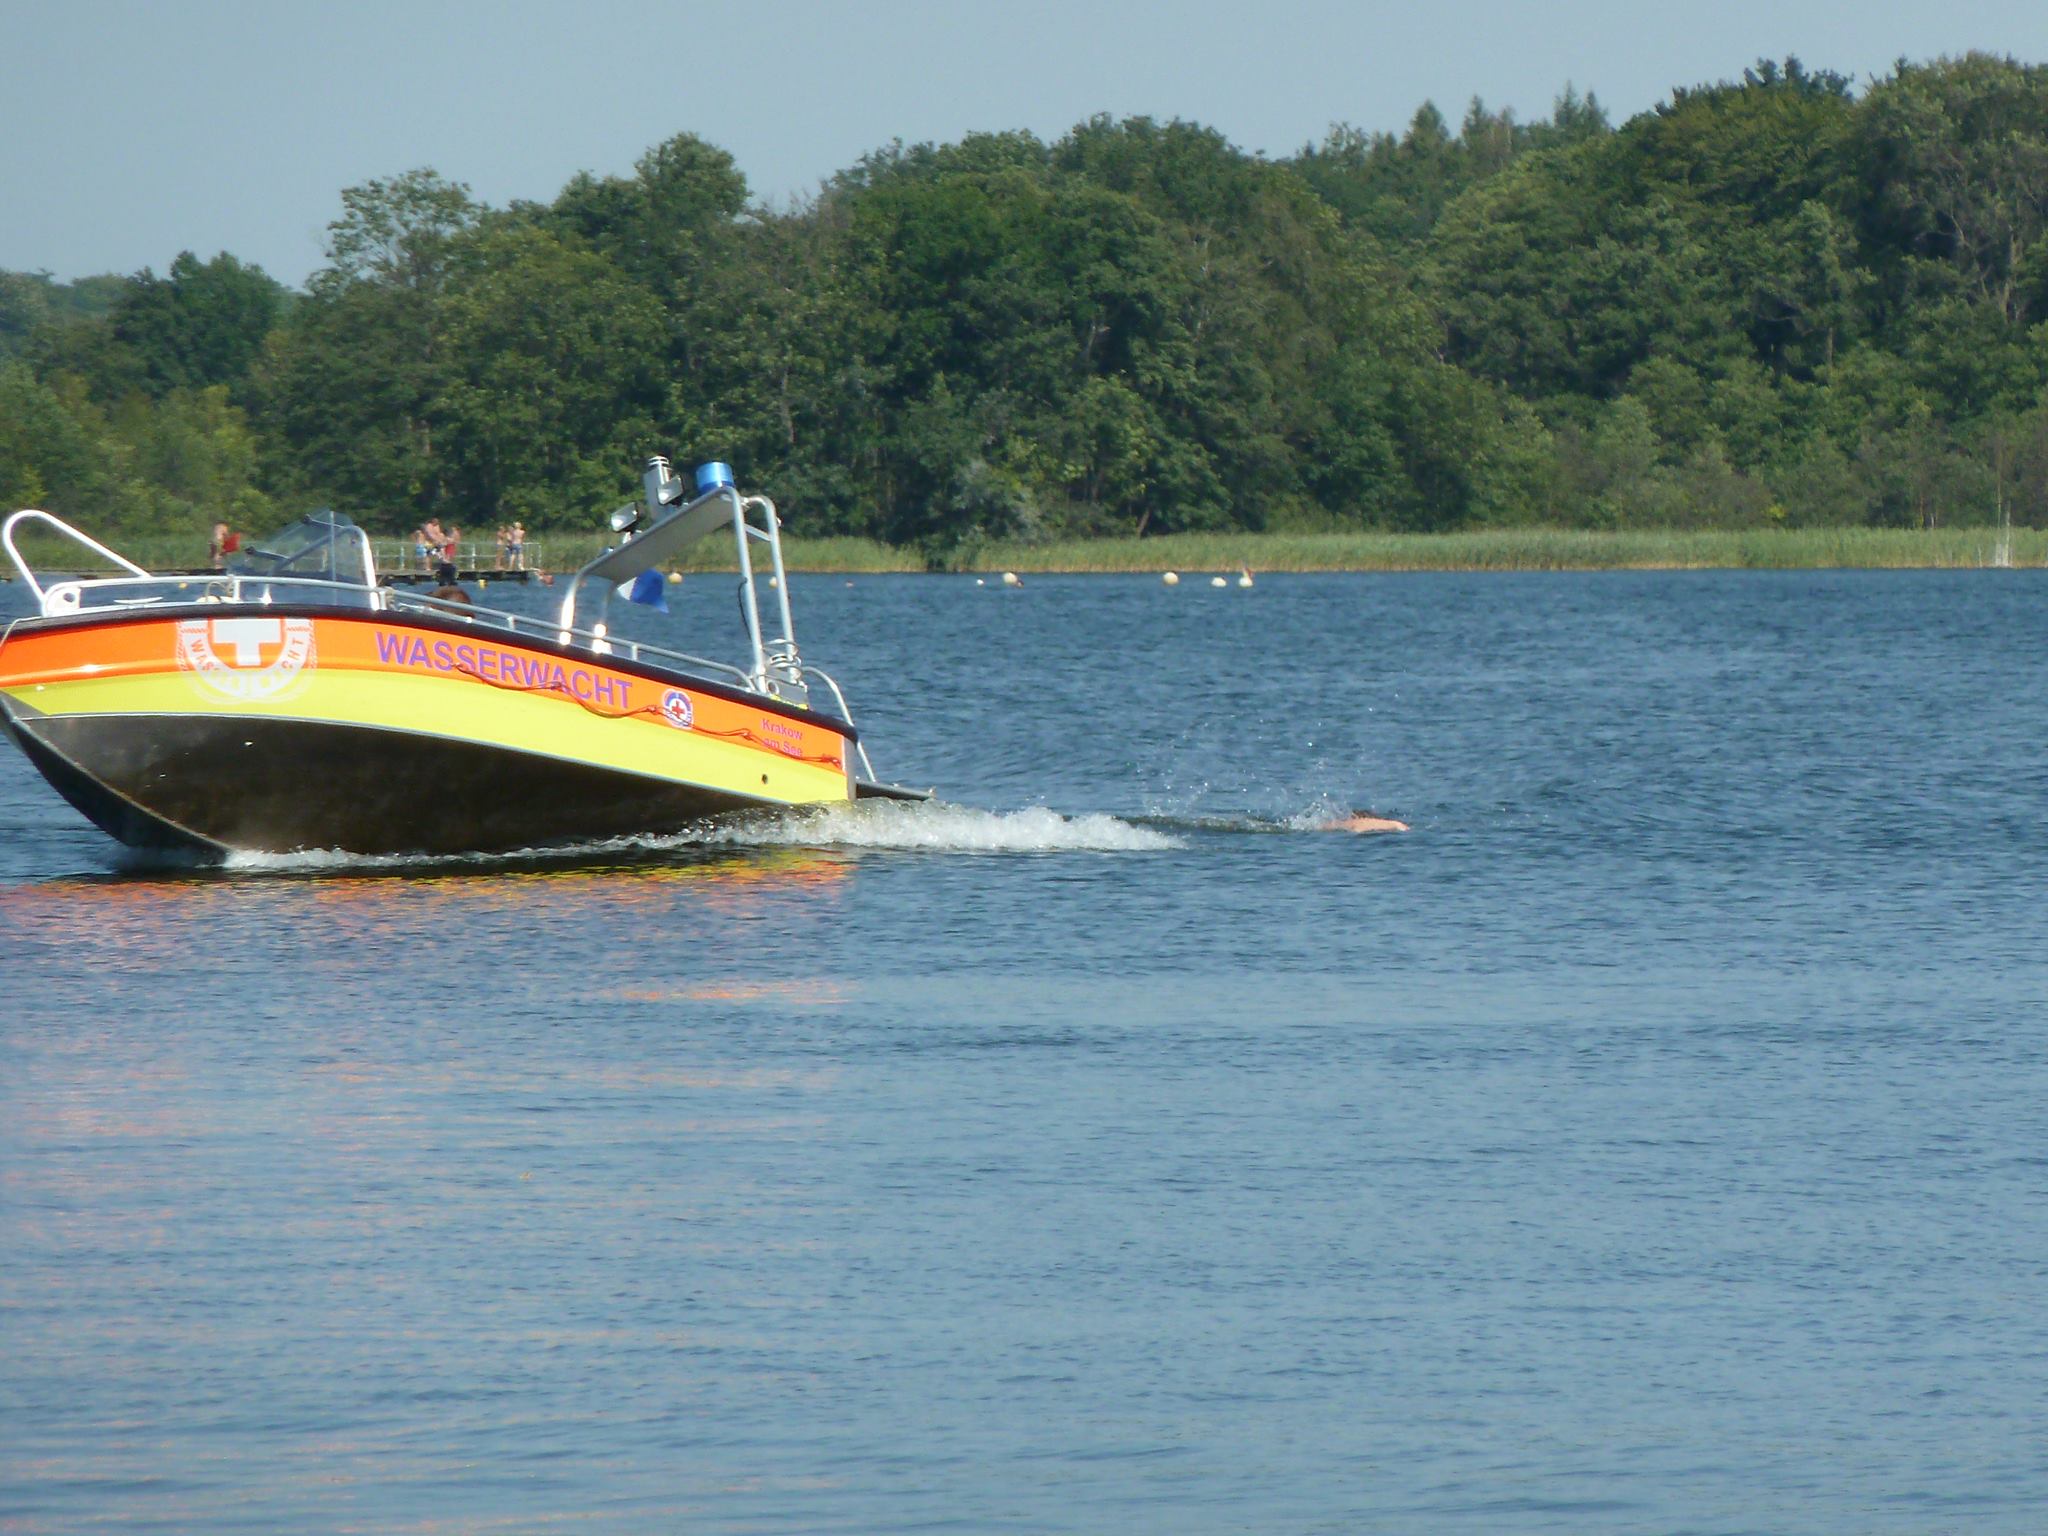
[2,668,850,807]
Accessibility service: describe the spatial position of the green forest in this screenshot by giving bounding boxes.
[4,53,2047,565]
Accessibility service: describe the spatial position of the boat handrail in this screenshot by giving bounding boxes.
[10,468,868,739]
[3,509,151,604]
[382,586,755,687]
[19,568,761,692]
[558,470,738,636]
[558,461,808,706]
[805,664,876,779]
[37,572,382,616]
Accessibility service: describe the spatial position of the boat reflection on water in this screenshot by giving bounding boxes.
[2,843,858,1376]
[2,843,856,984]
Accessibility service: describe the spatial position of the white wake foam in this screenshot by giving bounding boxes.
[219,845,459,874]
[1281,794,1354,832]
[212,798,1176,873]
[687,799,1179,853]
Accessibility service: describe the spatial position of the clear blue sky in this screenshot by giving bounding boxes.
[4,0,2044,288]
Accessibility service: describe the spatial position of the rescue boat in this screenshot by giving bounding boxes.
[0,457,920,858]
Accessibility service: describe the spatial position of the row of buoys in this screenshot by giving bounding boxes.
[966,569,1257,588]
[646,568,1258,591]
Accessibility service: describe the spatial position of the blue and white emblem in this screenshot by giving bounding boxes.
[660,687,694,729]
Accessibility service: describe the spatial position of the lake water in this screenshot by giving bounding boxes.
[3,568,2046,1533]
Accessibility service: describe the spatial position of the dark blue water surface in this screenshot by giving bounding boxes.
[4,569,2047,1534]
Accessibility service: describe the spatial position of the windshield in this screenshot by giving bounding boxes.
[227,510,372,586]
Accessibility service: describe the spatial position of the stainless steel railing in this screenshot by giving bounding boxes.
[5,509,866,730]
[19,569,760,692]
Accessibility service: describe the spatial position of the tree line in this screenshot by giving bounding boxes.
[4,52,2047,561]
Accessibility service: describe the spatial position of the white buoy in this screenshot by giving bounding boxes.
[975,577,986,586]
[667,570,682,584]
[1238,569,1254,588]
[1002,571,1020,587]
[768,575,778,588]
[1210,575,1227,588]
[1162,571,1180,586]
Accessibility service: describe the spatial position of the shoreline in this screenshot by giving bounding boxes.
[7,526,2038,580]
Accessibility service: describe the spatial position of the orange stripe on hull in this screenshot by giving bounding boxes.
[0,611,851,775]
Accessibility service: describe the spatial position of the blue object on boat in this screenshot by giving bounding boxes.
[696,461,735,494]
[625,568,669,612]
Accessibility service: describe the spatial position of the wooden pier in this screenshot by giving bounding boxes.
[7,567,535,585]
[381,569,535,586]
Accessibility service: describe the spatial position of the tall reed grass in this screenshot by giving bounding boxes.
[970,526,2048,572]
[4,525,2040,580]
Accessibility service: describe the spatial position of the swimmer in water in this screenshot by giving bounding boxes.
[1320,811,1409,833]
